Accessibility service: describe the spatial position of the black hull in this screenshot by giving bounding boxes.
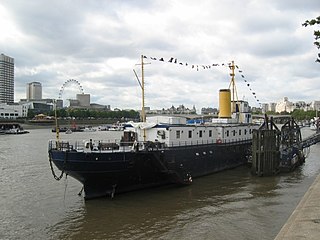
[49,141,251,199]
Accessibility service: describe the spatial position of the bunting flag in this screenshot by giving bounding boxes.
[236,65,261,105]
[141,55,261,106]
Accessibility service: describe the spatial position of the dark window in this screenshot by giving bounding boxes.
[176,130,181,139]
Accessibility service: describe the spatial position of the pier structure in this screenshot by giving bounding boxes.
[251,116,281,176]
[252,115,320,176]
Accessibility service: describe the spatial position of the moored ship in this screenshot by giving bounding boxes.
[48,59,259,199]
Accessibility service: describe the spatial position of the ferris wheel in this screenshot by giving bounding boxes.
[58,79,84,99]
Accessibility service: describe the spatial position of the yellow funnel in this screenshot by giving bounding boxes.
[219,89,231,118]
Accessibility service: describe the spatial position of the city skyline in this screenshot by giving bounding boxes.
[18,78,320,112]
[0,1,319,110]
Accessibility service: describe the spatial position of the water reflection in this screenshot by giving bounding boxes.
[49,165,306,240]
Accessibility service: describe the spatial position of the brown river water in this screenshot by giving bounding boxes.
[0,127,319,240]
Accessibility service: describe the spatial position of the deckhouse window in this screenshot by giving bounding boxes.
[199,130,203,138]
[239,129,241,135]
[209,130,212,137]
[188,130,192,138]
[233,130,236,136]
[226,130,229,137]
[176,130,181,139]
[245,129,247,135]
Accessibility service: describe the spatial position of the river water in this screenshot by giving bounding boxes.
[0,127,320,240]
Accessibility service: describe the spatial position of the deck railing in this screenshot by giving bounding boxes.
[48,138,253,153]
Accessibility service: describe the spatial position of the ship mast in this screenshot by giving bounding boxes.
[141,55,147,141]
[141,55,146,123]
[54,99,60,146]
[228,61,239,113]
[133,55,149,141]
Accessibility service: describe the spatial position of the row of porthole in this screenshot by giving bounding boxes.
[195,150,213,156]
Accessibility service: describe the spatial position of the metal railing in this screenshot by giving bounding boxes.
[167,138,252,148]
[48,137,253,153]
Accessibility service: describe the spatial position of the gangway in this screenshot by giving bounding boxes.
[301,132,320,149]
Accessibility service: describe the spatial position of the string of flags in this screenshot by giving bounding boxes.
[234,64,260,105]
[142,55,261,105]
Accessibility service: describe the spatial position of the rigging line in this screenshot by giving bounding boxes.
[133,69,143,90]
[236,66,261,105]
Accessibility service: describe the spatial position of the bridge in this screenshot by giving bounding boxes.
[252,114,291,119]
[301,131,320,149]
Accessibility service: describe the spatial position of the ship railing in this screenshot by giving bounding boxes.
[166,138,252,148]
[136,138,252,151]
[48,138,253,153]
[48,139,143,153]
[48,140,75,151]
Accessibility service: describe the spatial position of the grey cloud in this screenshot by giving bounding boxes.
[2,0,320,108]
[270,0,320,12]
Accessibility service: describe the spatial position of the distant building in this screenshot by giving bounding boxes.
[294,101,307,110]
[0,103,28,119]
[311,101,320,111]
[68,99,80,107]
[261,103,268,114]
[18,98,55,115]
[26,82,42,100]
[276,97,294,113]
[201,107,218,115]
[90,103,111,110]
[76,93,90,107]
[268,103,277,112]
[56,99,63,109]
[25,101,52,114]
[0,54,14,104]
[144,105,197,115]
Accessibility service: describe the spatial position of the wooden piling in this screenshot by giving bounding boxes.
[252,129,280,176]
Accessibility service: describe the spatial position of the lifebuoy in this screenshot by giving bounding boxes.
[216,139,222,144]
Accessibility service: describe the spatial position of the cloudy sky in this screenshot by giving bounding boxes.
[1,0,319,111]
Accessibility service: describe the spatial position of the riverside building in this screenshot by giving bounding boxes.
[0,54,14,104]
[26,82,42,100]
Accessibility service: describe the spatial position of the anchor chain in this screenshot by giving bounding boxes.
[48,151,66,181]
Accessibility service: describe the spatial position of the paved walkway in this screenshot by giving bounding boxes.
[275,173,320,239]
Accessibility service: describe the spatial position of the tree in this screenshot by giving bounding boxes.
[303,16,320,63]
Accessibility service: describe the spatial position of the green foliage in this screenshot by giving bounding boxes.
[51,108,140,120]
[291,109,317,121]
[303,16,320,63]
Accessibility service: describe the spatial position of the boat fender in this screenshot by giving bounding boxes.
[188,175,192,183]
[216,139,222,144]
[132,140,138,152]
